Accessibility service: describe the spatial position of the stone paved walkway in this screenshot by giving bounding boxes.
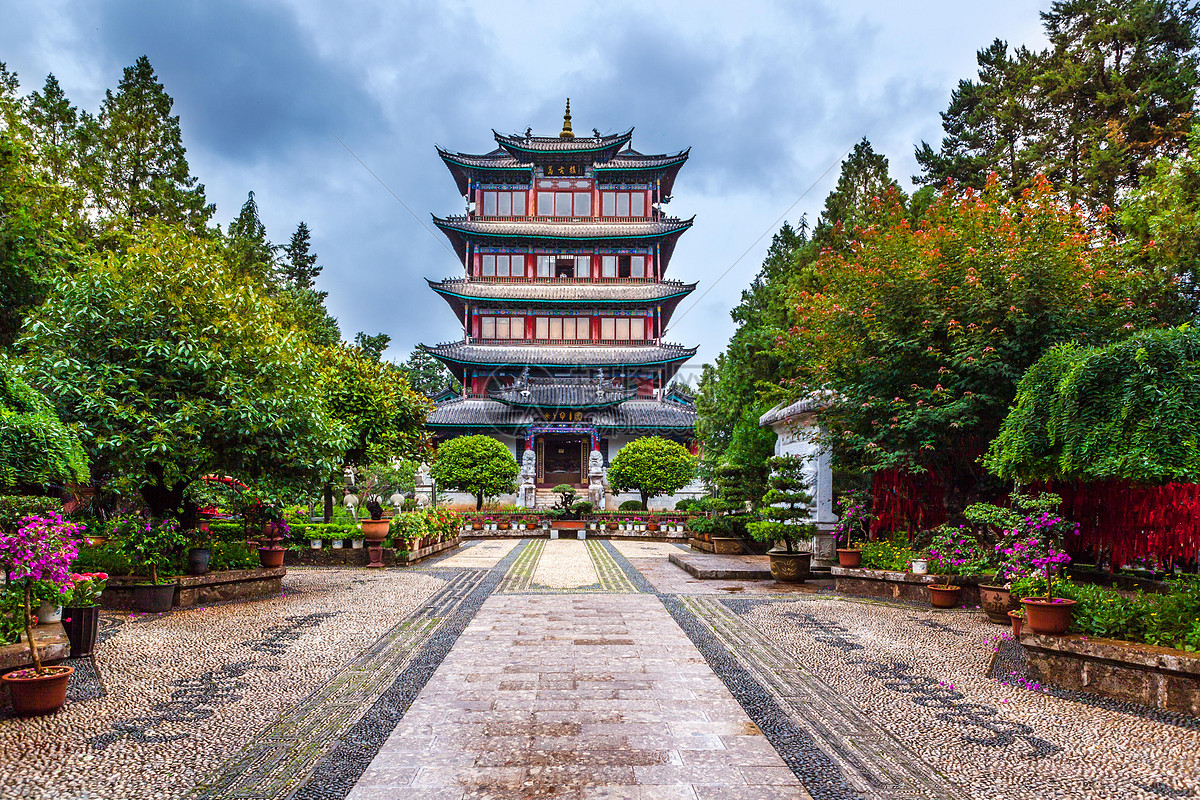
[4,538,1199,800]
[350,591,808,799]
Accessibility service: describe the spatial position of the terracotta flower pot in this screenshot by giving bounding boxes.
[647,523,660,532]
[836,548,862,568]
[928,585,962,608]
[258,547,285,568]
[472,522,483,531]
[63,606,101,657]
[360,518,391,543]
[1020,597,1076,635]
[1008,610,1023,638]
[768,550,811,583]
[1,665,74,716]
[979,584,1018,624]
[606,522,618,531]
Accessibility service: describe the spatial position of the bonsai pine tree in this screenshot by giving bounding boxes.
[430,435,518,511]
[748,455,816,553]
[607,437,696,508]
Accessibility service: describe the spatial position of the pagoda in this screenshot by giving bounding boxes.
[421,101,700,509]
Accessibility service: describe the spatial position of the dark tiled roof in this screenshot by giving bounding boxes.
[427,278,695,304]
[421,341,697,368]
[493,129,634,155]
[599,151,690,170]
[433,216,692,241]
[426,397,696,431]
[490,382,638,409]
[758,394,832,427]
[431,216,693,271]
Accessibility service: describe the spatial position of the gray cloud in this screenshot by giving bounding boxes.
[0,0,1051,366]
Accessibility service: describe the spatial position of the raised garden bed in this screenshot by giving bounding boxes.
[285,537,461,567]
[831,567,987,607]
[0,623,69,674]
[689,536,749,555]
[1021,633,1200,716]
[395,536,460,565]
[100,567,286,609]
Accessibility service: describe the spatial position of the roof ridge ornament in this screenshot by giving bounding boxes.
[559,98,574,139]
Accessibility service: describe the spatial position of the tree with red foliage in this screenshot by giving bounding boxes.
[780,174,1187,515]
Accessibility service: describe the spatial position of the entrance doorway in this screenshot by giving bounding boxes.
[538,435,587,486]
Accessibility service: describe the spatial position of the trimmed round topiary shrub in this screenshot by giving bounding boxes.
[618,500,645,512]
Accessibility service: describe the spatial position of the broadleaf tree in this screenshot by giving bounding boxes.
[18,223,347,528]
[429,435,518,511]
[607,436,697,508]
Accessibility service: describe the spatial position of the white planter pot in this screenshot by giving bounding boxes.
[637,525,646,532]
[37,601,62,623]
[911,559,929,575]
[577,530,586,540]
[332,539,344,549]
[310,539,322,549]
[351,538,364,549]
[550,530,559,540]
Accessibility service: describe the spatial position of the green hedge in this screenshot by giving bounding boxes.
[987,327,1200,483]
[0,355,89,492]
[0,495,61,531]
[1057,578,1200,651]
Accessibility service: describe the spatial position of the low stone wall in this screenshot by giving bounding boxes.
[462,528,688,541]
[1022,633,1200,716]
[0,623,69,673]
[286,537,461,567]
[101,567,286,609]
[395,537,460,565]
[831,567,987,607]
[287,547,399,567]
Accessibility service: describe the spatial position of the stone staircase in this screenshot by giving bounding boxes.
[533,488,560,510]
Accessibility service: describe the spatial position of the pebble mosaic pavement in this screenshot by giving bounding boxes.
[0,539,1197,800]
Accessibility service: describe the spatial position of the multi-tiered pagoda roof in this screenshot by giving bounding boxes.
[420,102,699,478]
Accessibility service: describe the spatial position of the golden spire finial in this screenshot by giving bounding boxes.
[559,98,574,139]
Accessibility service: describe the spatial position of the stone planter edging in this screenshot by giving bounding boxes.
[395,536,460,565]
[101,567,286,610]
[0,623,70,674]
[831,566,986,607]
[1021,632,1200,716]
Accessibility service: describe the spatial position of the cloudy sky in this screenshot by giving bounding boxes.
[2,0,1048,378]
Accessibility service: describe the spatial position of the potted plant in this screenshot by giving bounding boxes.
[32,580,65,624]
[258,518,289,567]
[62,572,108,657]
[606,518,619,532]
[360,499,390,568]
[926,527,971,608]
[833,497,871,567]
[910,552,929,575]
[1019,547,1075,634]
[123,517,186,612]
[0,511,82,715]
[1008,607,1024,638]
[187,521,212,576]
[331,536,344,549]
[748,456,816,583]
[310,536,323,549]
[351,536,364,549]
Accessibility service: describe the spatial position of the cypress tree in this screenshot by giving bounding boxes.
[84,55,213,229]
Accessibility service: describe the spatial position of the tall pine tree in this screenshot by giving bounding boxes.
[814,138,906,247]
[282,221,322,291]
[227,191,277,283]
[83,56,213,230]
[916,0,1200,219]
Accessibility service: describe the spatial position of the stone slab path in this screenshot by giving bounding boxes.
[349,590,809,800]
